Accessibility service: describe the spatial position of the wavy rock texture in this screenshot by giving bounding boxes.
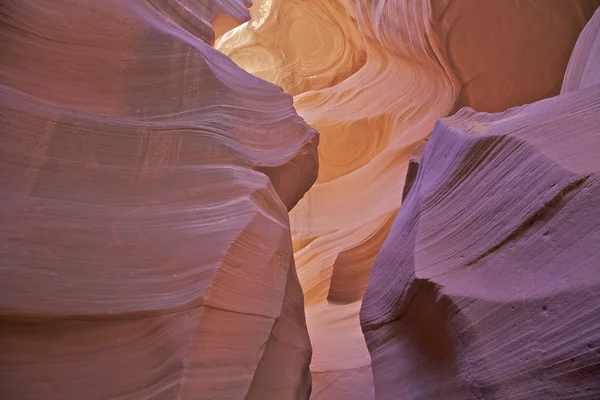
[361,9,600,400]
[220,2,456,398]
[218,1,599,398]
[0,1,317,399]
[218,0,367,97]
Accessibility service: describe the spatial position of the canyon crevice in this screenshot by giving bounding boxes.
[219,1,600,399]
[1,1,600,399]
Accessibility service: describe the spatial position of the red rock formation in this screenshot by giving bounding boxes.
[218,1,600,399]
[431,0,600,113]
[0,1,317,399]
[361,9,600,399]
[3,0,600,398]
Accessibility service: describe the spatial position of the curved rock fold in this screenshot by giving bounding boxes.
[0,1,317,399]
[361,9,600,399]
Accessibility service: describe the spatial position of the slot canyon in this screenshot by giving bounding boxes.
[1,1,600,399]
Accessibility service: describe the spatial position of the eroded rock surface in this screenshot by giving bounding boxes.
[218,1,599,398]
[0,1,317,399]
[361,9,600,399]
[3,0,600,398]
[219,2,456,397]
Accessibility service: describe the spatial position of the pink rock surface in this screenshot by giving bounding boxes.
[0,1,317,399]
[3,1,600,398]
[218,1,600,398]
[361,10,600,399]
[220,2,457,397]
[562,6,600,94]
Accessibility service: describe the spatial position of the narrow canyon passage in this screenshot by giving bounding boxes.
[2,1,600,399]
[217,1,600,399]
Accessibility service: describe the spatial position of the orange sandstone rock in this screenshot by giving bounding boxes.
[218,1,599,399]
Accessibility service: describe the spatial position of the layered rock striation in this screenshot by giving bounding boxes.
[3,0,600,399]
[0,1,317,399]
[361,8,600,399]
[218,1,600,398]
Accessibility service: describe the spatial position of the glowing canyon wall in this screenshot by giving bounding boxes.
[2,0,600,399]
[219,1,600,399]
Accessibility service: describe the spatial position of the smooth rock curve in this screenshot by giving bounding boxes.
[361,10,600,398]
[0,1,318,399]
[217,1,599,398]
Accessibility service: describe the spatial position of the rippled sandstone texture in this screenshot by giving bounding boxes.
[362,8,600,400]
[0,1,318,399]
[218,1,599,398]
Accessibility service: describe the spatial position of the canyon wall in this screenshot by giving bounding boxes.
[361,8,600,400]
[219,1,600,399]
[0,1,317,399]
[2,1,600,399]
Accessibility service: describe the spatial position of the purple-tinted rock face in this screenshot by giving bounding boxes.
[3,1,600,399]
[0,1,317,399]
[361,9,600,400]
